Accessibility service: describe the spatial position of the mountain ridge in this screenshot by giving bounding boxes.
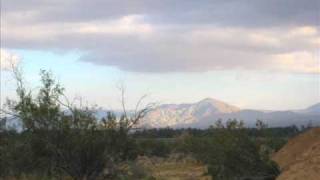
[140,98,320,128]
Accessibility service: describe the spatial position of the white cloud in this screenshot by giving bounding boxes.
[1,15,153,43]
[2,20,319,73]
[288,26,318,37]
[76,15,153,35]
[1,0,319,74]
[272,51,320,74]
[0,49,20,71]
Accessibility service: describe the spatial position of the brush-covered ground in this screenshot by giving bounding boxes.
[132,155,211,180]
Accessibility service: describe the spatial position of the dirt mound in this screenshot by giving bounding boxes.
[272,128,320,180]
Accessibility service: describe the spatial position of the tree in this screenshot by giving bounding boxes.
[256,119,268,130]
[0,69,151,179]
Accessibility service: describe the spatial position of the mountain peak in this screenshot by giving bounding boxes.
[308,102,320,109]
[306,103,320,114]
[142,99,320,128]
[196,98,240,113]
[199,98,221,104]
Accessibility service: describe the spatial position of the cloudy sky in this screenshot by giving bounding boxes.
[1,0,319,110]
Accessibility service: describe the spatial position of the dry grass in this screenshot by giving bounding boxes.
[136,154,212,180]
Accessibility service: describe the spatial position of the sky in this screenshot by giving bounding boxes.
[1,0,320,110]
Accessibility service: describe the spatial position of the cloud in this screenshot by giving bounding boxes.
[2,0,319,27]
[272,51,320,74]
[1,0,319,73]
[0,49,20,71]
[76,15,153,35]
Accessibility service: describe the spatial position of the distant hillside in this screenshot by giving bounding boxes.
[141,98,320,128]
[12,99,314,129]
[273,128,320,180]
[305,103,320,114]
[140,98,240,128]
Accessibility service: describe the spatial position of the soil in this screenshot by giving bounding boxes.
[272,128,320,180]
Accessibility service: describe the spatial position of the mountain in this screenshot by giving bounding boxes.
[140,98,240,128]
[305,103,320,114]
[5,99,319,130]
[141,99,320,128]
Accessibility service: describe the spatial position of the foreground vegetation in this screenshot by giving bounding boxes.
[0,70,306,179]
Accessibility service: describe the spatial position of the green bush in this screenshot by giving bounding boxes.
[137,139,172,157]
[177,120,280,180]
[0,70,145,179]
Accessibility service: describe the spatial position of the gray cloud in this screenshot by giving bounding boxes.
[1,0,320,73]
[2,0,319,26]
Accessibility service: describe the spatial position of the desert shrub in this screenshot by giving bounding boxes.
[0,70,147,179]
[177,119,280,180]
[137,139,172,157]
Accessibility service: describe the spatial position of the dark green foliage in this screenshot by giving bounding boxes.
[0,69,299,179]
[0,70,142,179]
[137,139,172,157]
[133,126,300,139]
[176,120,280,180]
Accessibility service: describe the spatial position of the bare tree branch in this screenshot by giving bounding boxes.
[118,83,128,120]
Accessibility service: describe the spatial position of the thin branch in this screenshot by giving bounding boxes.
[134,94,148,118]
[119,84,128,119]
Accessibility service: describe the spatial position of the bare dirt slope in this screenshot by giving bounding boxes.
[272,128,320,180]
